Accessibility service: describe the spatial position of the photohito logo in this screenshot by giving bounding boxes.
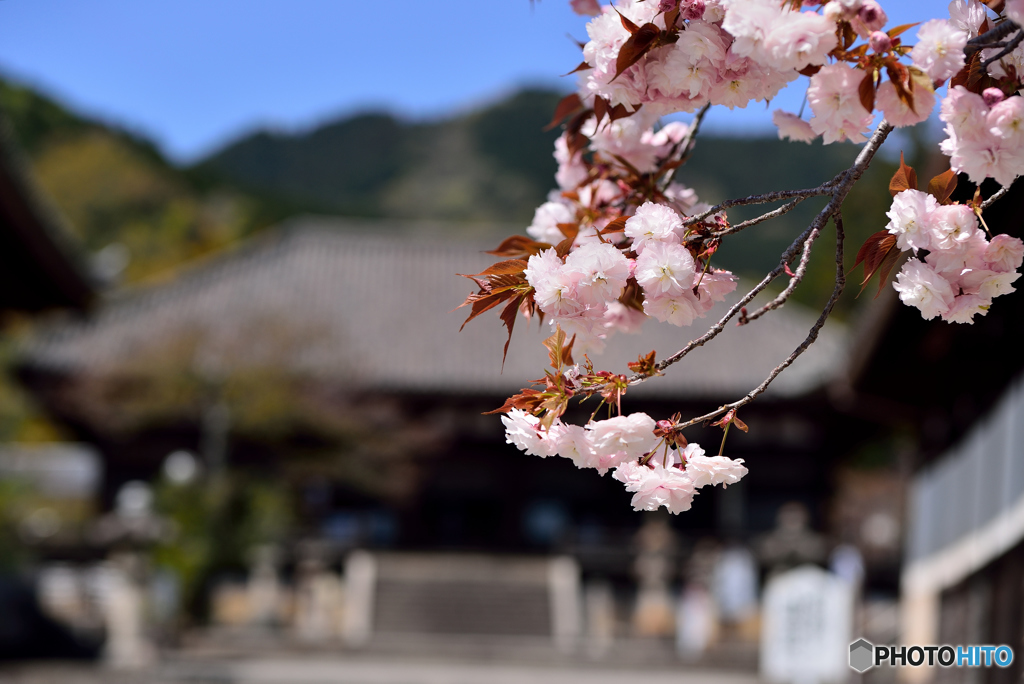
[849,639,1014,672]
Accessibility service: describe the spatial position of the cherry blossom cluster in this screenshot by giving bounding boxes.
[459,0,1024,516]
[502,407,747,514]
[888,188,1023,323]
[940,86,1024,187]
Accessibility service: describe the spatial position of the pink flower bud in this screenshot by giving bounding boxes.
[658,0,679,11]
[680,0,705,20]
[983,87,1006,107]
[869,31,892,53]
[856,0,887,34]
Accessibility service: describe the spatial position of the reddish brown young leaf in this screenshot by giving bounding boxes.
[457,289,518,330]
[616,8,640,34]
[483,388,545,415]
[852,230,900,296]
[565,110,592,156]
[593,96,610,126]
[459,259,528,279]
[843,22,857,50]
[888,151,918,196]
[557,222,580,241]
[847,44,870,59]
[627,350,658,377]
[608,102,636,121]
[873,243,904,298]
[858,72,876,112]
[614,23,661,80]
[555,236,576,258]
[600,216,629,235]
[663,6,680,29]
[498,295,523,368]
[561,61,593,77]
[543,327,574,370]
[885,63,915,112]
[798,64,822,77]
[927,168,958,205]
[486,235,550,258]
[886,22,920,38]
[545,93,583,131]
[711,409,736,429]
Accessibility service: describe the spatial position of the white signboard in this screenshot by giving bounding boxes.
[761,565,853,684]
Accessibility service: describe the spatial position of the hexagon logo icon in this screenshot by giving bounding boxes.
[849,638,875,673]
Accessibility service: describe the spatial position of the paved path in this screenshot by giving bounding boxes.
[5,658,760,684]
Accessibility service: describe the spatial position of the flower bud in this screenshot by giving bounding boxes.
[680,0,705,20]
[869,30,892,53]
[858,0,886,30]
[658,0,679,11]
[983,87,1006,107]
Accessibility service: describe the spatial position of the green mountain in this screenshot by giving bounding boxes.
[193,89,567,224]
[195,90,895,285]
[1,78,895,297]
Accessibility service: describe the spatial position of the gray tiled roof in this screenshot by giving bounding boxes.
[22,217,847,400]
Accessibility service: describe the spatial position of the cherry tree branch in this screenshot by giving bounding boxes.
[981,28,1024,68]
[621,120,893,386]
[674,212,847,430]
[982,178,1019,209]
[739,219,823,325]
[964,20,1021,57]
[682,185,835,228]
[661,103,712,191]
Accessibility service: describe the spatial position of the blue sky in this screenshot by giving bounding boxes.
[0,0,955,162]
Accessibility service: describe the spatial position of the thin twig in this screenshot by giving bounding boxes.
[688,197,806,244]
[675,212,847,430]
[965,20,1020,57]
[982,179,1018,209]
[619,120,893,386]
[740,219,823,324]
[682,186,835,227]
[661,103,711,190]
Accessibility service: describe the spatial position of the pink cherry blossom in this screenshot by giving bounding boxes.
[773,110,818,143]
[571,0,603,16]
[807,63,874,144]
[875,77,936,128]
[624,202,683,253]
[564,242,631,307]
[885,189,939,252]
[502,409,559,457]
[984,235,1024,273]
[612,455,698,514]
[600,302,643,336]
[947,0,987,38]
[682,443,748,488]
[635,241,697,298]
[941,293,992,324]
[552,423,600,469]
[1005,0,1024,25]
[525,248,584,317]
[527,200,575,245]
[643,291,702,326]
[911,19,967,84]
[589,413,659,462]
[988,96,1024,144]
[929,204,980,251]
[892,259,956,320]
